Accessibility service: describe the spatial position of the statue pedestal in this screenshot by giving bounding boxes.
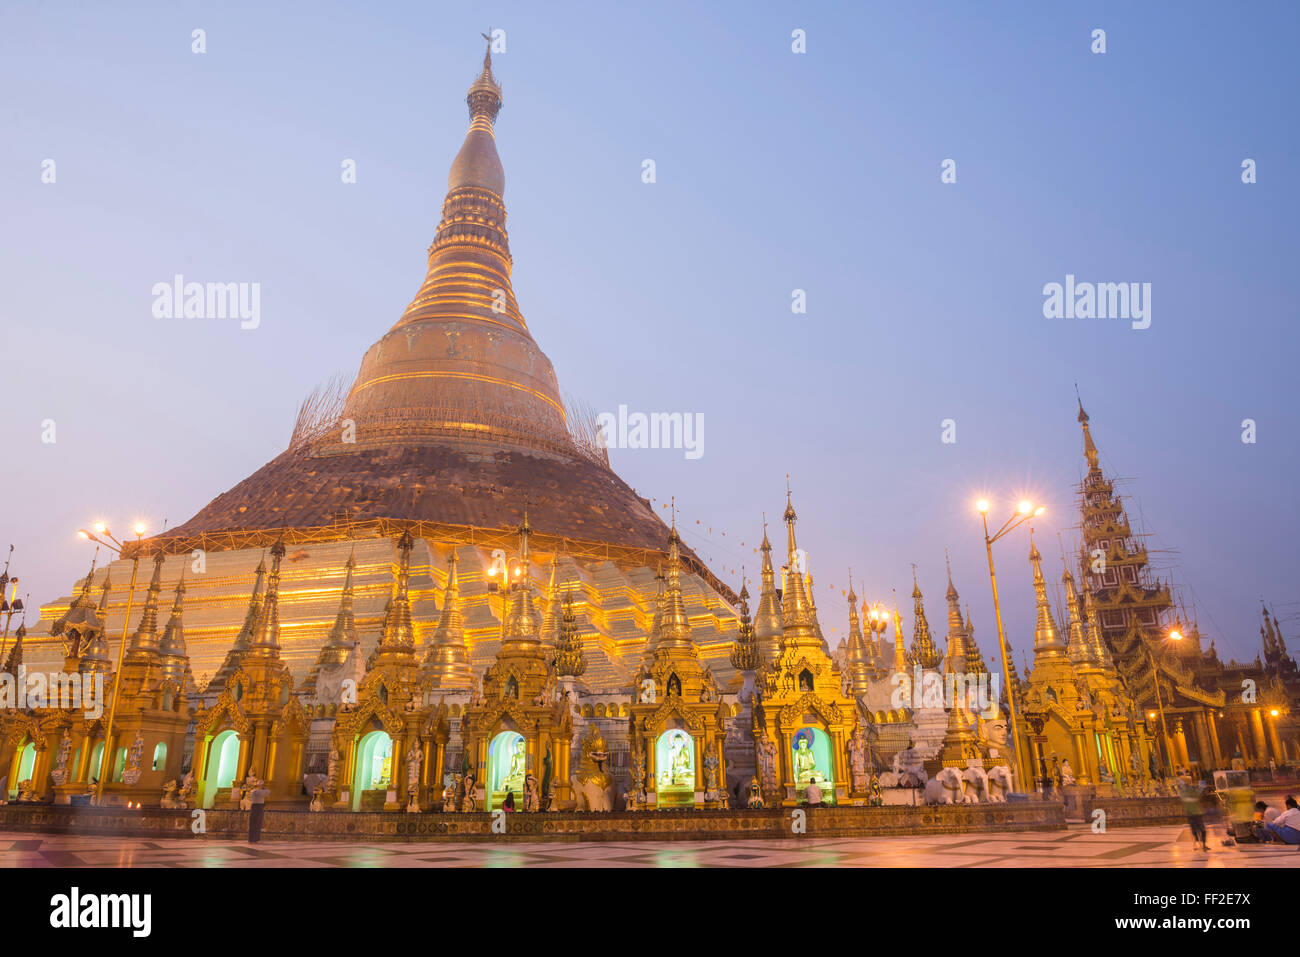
[1060,784,1096,820]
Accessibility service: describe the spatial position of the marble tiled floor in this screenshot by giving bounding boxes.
[1,824,1297,867]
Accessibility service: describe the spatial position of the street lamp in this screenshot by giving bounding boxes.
[977,497,1044,794]
[1145,625,1183,778]
[866,601,889,678]
[78,521,146,806]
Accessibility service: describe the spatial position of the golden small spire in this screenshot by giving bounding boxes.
[424,547,472,689]
[1028,530,1064,658]
[909,567,941,670]
[891,594,909,675]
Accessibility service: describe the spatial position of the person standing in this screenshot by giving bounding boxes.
[1177,773,1208,852]
[248,781,271,843]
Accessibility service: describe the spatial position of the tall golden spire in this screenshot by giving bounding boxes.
[540,551,562,646]
[843,574,871,696]
[909,569,941,670]
[892,597,909,675]
[1028,531,1065,659]
[126,552,165,659]
[205,555,265,693]
[1063,565,1088,669]
[304,549,359,694]
[753,519,784,664]
[779,489,819,653]
[655,518,694,651]
[77,569,113,676]
[942,557,967,672]
[249,537,286,653]
[1080,575,1117,676]
[339,41,571,455]
[1078,395,1100,471]
[377,531,416,653]
[503,511,543,648]
[424,547,473,688]
[158,571,189,684]
[963,602,988,676]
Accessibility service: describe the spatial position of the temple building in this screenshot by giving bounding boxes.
[4,44,1295,817]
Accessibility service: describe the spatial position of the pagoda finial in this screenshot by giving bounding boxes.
[753,515,784,663]
[1076,390,1100,469]
[910,571,941,670]
[1028,529,1065,658]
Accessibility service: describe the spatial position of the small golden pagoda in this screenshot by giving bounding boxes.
[459,512,571,812]
[751,492,856,805]
[190,539,310,809]
[627,519,728,809]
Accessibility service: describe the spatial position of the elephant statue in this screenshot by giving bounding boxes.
[960,766,989,803]
[986,765,1013,802]
[923,766,965,805]
[877,771,901,789]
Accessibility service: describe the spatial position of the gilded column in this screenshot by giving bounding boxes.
[1250,709,1268,767]
[1205,710,1224,767]
[1267,715,1284,766]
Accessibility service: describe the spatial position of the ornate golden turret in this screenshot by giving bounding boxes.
[1028,532,1065,662]
[125,552,165,660]
[729,579,761,673]
[909,570,941,670]
[553,589,586,678]
[753,522,784,665]
[843,575,872,696]
[938,565,980,766]
[422,547,473,689]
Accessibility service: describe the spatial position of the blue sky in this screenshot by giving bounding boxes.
[1,0,1296,666]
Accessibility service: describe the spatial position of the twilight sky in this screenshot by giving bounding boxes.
[1,0,1296,667]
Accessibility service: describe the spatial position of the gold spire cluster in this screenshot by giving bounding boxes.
[423,547,472,689]
[729,579,761,672]
[553,589,586,678]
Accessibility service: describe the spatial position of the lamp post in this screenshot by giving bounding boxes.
[1145,626,1183,778]
[77,520,146,806]
[977,498,1044,794]
[0,545,24,661]
[866,601,889,677]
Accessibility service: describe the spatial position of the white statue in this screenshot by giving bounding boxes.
[986,765,1013,802]
[846,727,870,792]
[1060,759,1076,786]
[122,731,146,786]
[923,766,965,805]
[523,773,540,812]
[326,748,340,790]
[50,730,72,786]
[405,742,423,790]
[757,738,778,793]
[960,765,989,803]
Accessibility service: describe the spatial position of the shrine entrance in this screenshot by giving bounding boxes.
[8,741,35,798]
[202,730,241,808]
[655,729,695,807]
[487,730,525,811]
[352,730,393,811]
[792,726,835,804]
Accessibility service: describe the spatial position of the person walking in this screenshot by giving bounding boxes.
[1177,771,1208,852]
[248,781,271,843]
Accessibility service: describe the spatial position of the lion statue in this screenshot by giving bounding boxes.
[570,725,615,812]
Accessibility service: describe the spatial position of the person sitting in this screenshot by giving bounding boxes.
[1262,795,1300,845]
[503,790,516,813]
[805,780,823,806]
